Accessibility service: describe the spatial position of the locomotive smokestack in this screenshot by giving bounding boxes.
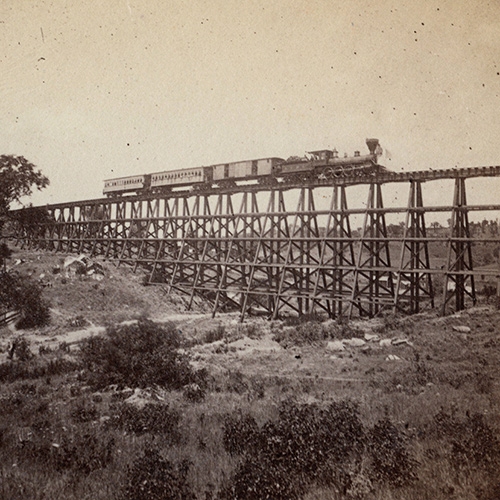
[366,138,380,155]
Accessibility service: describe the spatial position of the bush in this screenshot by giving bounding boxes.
[108,402,180,440]
[368,418,417,486]
[222,413,261,456]
[80,319,197,389]
[0,271,51,328]
[204,324,225,343]
[183,383,206,403]
[220,457,305,500]
[273,322,328,347]
[0,355,80,383]
[8,337,33,361]
[71,397,100,423]
[51,429,115,474]
[17,424,114,475]
[433,409,500,472]
[124,448,195,500]
[220,400,366,498]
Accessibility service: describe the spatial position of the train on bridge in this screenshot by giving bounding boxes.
[103,138,386,197]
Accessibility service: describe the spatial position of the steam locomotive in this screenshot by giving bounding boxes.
[103,138,384,197]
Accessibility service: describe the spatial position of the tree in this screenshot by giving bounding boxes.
[0,156,50,327]
[0,155,49,218]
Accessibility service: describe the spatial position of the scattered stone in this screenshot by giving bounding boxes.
[452,325,471,333]
[326,340,345,351]
[392,338,413,347]
[344,338,366,347]
[386,354,401,361]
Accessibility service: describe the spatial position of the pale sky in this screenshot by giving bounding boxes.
[1,0,500,210]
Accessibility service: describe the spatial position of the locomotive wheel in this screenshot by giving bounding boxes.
[322,167,335,180]
[342,166,354,177]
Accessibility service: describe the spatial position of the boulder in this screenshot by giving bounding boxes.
[452,325,471,333]
[343,338,366,347]
[326,340,345,351]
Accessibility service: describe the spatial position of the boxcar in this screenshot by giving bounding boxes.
[212,157,284,181]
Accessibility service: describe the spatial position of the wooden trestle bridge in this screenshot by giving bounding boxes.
[10,166,500,321]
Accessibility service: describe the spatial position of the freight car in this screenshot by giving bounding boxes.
[102,138,383,197]
[211,157,284,186]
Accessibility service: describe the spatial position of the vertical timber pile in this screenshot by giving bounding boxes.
[349,183,393,317]
[441,177,476,314]
[394,180,434,313]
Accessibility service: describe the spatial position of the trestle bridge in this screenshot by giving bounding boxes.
[10,166,500,321]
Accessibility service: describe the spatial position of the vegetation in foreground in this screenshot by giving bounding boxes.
[0,309,499,499]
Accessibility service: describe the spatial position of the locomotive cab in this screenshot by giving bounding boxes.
[307,149,333,162]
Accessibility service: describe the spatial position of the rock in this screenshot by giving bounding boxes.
[380,339,392,347]
[392,338,413,347]
[326,340,345,351]
[385,354,401,361]
[452,325,471,333]
[364,333,380,342]
[344,338,366,347]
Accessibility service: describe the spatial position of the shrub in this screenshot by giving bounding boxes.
[51,429,115,474]
[219,456,305,500]
[220,400,366,498]
[204,324,225,343]
[108,402,180,440]
[368,418,417,486]
[16,423,114,475]
[183,383,206,403]
[222,413,261,456]
[71,397,100,423]
[0,271,51,328]
[124,448,195,500]
[8,337,33,361]
[273,321,328,347]
[433,409,500,472]
[0,355,79,383]
[80,319,196,389]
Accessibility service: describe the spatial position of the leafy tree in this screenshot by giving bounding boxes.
[0,155,49,265]
[0,156,50,327]
[0,271,51,328]
[0,155,49,217]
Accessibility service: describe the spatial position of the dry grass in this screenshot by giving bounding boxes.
[2,248,500,499]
